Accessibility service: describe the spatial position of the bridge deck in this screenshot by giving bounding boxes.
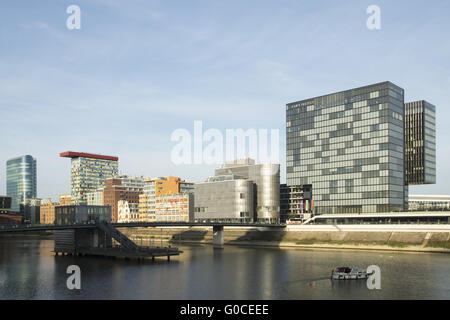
[0,222,285,233]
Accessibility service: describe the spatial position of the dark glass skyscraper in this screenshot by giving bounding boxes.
[405,100,436,185]
[286,81,406,214]
[6,155,37,212]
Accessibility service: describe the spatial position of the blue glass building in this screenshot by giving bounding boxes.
[6,155,37,212]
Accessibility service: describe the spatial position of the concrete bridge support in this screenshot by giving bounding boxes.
[213,225,224,248]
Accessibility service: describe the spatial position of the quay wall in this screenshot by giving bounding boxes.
[119,225,450,253]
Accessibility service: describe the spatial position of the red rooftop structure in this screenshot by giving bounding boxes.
[59,151,118,162]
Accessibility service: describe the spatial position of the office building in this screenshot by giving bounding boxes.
[405,100,436,185]
[214,158,280,222]
[280,184,312,222]
[194,175,254,223]
[40,195,78,225]
[138,176,194,222]
[180,181,195,194]
[138,194,152,222]
[40,199,58,225]
[60,151,118,205]
[59,194,72,206]
[155,193,194,222]
[286,81,407,214]
[408,195,450,211]
[86,189,104,206]
[194,159,279,223]
[21,198,43,224]
[117,200,140,223]
[6,155,37,212]
[103,175,145,222]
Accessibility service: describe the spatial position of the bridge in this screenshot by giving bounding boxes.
[0,221,286,255]
[0,221,285,232]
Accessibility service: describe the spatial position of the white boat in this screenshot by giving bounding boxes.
[331,267,371,280]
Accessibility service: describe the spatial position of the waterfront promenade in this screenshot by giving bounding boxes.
[119,224,450,254]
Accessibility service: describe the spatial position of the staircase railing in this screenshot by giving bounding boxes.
[96,220,139,250]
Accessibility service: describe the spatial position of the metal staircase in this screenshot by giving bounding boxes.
[96,221,139,250]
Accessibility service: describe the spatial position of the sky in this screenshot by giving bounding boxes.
[0,0,449,201]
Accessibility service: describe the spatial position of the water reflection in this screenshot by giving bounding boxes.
[0,238,449,299]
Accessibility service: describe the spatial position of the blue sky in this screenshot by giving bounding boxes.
[0,0,449,200]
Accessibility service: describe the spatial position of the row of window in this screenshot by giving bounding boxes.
[287,175,405,188]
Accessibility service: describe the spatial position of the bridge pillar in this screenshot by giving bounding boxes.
[212,225,224,248]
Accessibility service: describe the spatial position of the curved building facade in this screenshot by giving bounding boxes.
[194,176,254,223]
[214,160,280,223]
[253,163,280,222]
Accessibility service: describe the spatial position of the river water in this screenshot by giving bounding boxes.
[0,238,449,299]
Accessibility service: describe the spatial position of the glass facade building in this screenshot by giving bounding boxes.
[215,159,280,222]
[55,205,111,225]
[194,158,280,223]
[194,176,255,223]
[286,82,406,214]
[6,155,37,212]
[404,100,436,185]
[408,195,449,211]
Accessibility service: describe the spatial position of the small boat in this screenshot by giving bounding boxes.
[331,267,371,280]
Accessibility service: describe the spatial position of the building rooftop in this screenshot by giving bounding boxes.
[286,81,404,107]
[60,151,118,161]
[224,158,256,167]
